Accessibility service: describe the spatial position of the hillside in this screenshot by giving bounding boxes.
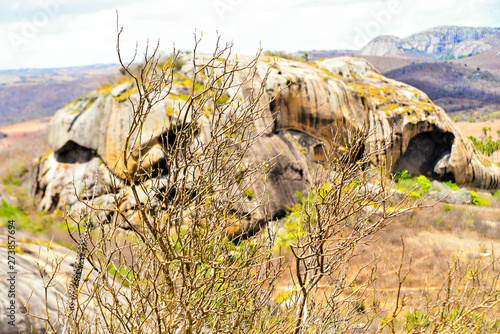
[359,26,500,59]
[357,47,500,117]
[0,64,120,126]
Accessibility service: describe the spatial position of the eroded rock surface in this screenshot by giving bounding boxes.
[31,55,500,228]
[0,229,72,334]
[359,26,500,59]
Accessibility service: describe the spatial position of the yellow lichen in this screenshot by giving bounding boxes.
[114,87,139,102]
[166,107,173,117]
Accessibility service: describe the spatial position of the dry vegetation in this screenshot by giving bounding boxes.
[2,29,500,333]
[359,48,500,118]
[0,65,120,126]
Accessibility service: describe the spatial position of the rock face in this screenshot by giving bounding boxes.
[0,229,69,334]
[429,181,473,205]
[31,55,500,227]
[0,228,108,334]
[359,26,500,59]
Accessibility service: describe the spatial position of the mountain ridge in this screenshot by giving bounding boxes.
[359,25,500,59]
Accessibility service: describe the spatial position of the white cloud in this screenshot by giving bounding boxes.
[0,0,498,69]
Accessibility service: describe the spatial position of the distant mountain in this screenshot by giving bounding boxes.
[358,46,500,118]
[0,64,120,126]
[359,26,500,60]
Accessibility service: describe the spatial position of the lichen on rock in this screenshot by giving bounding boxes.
[31,55,500,228]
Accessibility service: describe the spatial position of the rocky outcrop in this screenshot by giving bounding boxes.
[0,227,118,334]
[0,229,71,333]
[429,181,473,205]
[359,26,500,59]
[31,55,500,229]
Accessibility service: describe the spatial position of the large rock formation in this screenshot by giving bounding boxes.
[359,26,500,59]
[31,55,500,227]
[0,229,73,334]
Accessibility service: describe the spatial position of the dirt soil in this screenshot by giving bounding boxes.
[0,117,51,149]
[456,118,500,139]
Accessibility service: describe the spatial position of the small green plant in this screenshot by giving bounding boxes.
[443,180,459,191]
[244,189,254,200]
[443,204,452,212]
[409,191,421,199]
[2,158,28,185]
[393,170,412,182]
[405,310,429,331]
[158,55,184,72]
[107,264,135,288]
[436,215,443,227]
[470,191,489,206]
[493,190,500,199]
[277,191,308,248]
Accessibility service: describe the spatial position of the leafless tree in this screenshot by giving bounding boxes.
[21,20,500,334]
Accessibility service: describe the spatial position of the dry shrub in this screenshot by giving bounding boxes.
[20,23,500,334]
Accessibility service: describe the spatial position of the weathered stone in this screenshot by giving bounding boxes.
[0,229,75,333]
[32,55,500,226]
[360,26,500,59]
[0,228,120,334]
[429,188,472,205]
[453,188,474,205]
[111,82,133,97]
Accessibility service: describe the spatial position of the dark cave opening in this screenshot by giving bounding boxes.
[439,172,456,183]
[392,129,455,181]
[54,140,95,164]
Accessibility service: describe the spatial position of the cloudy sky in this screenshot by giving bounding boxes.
[0,0,499,70]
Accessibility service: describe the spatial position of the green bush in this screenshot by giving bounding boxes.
[409,191,421,199]
[215,95,229,104]
[0,200,42,234]
[416,175,431,194]
[396,174,431,198]
[468,135,500,157]
[470,191,489,206]
[435,215,444,227]
[277,191,308,248]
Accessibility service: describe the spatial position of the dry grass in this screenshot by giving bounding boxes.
[272,197,500,332]
[0,117,51,179]
[0,120,73,247]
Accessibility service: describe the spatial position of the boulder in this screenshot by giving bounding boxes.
[31,55,500,228]
[429,188,472,205]
[0,228,119,334]
[0,229,72,333]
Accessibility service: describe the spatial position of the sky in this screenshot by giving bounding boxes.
[0,0,499,70]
